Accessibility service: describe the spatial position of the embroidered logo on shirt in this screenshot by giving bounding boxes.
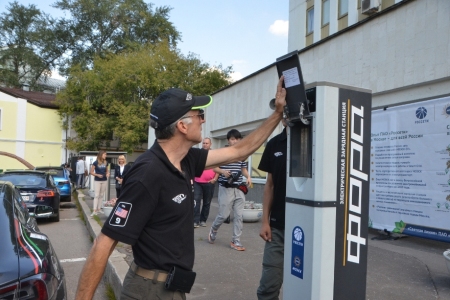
[109,202,132,227]
[274,152,284,157]
[172,194,187,204]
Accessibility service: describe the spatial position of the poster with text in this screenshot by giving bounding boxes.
[370,96,450,242]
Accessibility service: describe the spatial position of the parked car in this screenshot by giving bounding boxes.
[0,170,61,222]
[0,181,67,299]
[34,166,72,202]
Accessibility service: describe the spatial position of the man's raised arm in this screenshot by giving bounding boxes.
[205,76,286,169]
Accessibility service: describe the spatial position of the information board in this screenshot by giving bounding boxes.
[369,96,450,242]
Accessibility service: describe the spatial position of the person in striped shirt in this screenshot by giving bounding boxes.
[208,129,252,251]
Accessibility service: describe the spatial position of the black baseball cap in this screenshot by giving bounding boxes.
[150,88,213,129]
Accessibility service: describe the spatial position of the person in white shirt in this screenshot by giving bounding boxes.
[76,156,86,188]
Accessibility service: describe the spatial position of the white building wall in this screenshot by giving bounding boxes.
[329,0,339,35]
[348,0,358,26]
[313,0,322,43]
[288,0,307,52]
[292,0,450,108]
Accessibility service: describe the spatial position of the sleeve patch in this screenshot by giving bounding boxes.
[108,202,132,227]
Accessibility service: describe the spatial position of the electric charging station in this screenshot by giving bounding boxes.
[276,53,372,299]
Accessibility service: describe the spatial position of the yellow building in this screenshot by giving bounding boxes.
[0,87,67,171]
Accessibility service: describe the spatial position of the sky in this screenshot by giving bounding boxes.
[1,0,289,82]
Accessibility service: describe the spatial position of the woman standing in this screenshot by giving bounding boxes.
[114,155,129,198]
[90,150,109,216]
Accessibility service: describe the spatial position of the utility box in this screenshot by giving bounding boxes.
[361,0,380,15]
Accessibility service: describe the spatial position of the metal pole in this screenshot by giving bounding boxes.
[105,163,111,205]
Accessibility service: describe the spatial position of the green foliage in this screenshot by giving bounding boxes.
[392,220,406,233]
[57,42,232,152]
[0,0,181,86]
[0,1,72,88]
[53,0,181,74]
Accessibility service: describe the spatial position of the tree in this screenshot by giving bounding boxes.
[53,0,181,74]
[57,42,232,153]
[0,1,72,88]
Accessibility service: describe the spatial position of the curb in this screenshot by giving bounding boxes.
[77,191,128,299]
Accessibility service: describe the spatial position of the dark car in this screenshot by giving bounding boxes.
[0,181,67,299]
[0,171,61,222]
[34,166,72,202]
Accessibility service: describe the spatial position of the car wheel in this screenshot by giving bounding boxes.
[52,209,60,222]
[62,196,71,202]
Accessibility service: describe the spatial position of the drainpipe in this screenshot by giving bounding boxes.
[65,115,68,163]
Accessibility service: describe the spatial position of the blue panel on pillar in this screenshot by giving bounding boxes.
[291,226,305,279]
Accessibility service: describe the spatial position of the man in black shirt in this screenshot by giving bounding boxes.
[256,121,287,300]
[75,77,287,300]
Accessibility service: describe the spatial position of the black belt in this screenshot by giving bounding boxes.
[220,183,239,188]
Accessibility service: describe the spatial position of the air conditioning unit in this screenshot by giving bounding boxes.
[361,0,380,15]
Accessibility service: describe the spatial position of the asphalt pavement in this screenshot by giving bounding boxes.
[77,184,450,300]
[46,202,108,300]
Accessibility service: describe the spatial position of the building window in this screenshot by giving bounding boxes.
[307,7,314,35]
[322,0,330,26]
[248,144,267,181]
[339,0,349,17]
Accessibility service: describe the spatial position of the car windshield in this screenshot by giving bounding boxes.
[0,174,46,187]
[35,168,65,177]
